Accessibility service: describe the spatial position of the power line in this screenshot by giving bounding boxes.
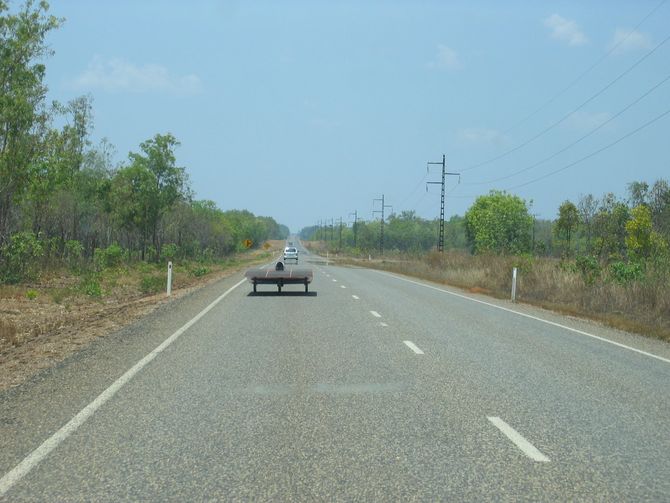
[500,0,668,136]
[463,72,670,186]
[395,172,429,210]
[462,30,670,173]
[505,107,670,190]
[449,106,670,198]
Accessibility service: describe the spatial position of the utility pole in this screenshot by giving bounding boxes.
[349,210,358,248]
[330,218,334,242]
[427,154,460,252]
[373,194,392,255]
[337,217,343,251]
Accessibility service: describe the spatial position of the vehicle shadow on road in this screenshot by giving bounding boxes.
[247,291,318,297]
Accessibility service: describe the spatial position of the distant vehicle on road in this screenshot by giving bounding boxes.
[283,246,299,263]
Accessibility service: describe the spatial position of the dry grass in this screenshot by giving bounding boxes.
[0,244,282,389]
[339,250,670,342]
[0,319,18,347]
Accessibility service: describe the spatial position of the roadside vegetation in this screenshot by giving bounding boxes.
[303,182,670,341]
[0,2,288,366]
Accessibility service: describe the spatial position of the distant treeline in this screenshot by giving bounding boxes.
[302,181,670,266]
[0,2,287,283]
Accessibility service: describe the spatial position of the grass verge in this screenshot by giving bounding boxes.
[329,249,670,343]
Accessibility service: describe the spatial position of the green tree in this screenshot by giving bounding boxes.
[464,190,533,255]
[577,193,597,252]
[0,0,62,243]
[627,181,649,208]
[554,200,580,256]
[592,193,630,260]
[649,179,670,240]
[625,204,667,260]
[126,133,189,259]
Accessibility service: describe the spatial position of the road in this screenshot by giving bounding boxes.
[1,242,670,501]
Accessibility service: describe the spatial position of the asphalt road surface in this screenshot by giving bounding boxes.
[1,243,669,501]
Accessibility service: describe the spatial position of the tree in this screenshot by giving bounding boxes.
[649,179,670,240]
[126,133,189,259]
[0,0,62,243]
[592,193,630,259]
[554,200,580,256]
[110,162,154,257]
[577,193,598,252]
[627,181,649,208]
[464,190,533,255]
[625,204,667,260]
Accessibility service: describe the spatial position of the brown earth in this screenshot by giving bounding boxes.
[0,242,284,391]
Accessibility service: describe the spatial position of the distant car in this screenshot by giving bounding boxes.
[283,246,299,263]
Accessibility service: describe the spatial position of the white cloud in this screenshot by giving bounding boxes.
[428,44,460,70]
[70,56,202,94]
[544,14,588,46]
[458,128,507,145]
[562,111,612,132]
[609,28,653,54]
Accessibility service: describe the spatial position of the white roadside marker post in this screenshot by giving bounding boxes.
[511,267,517,302]
[167,261,173,296]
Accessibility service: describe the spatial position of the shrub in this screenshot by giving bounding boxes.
[25,289,38,300]
[65,240,84,270]
[104,243,124,267]
[162,243,178,260]
[512,254,534,274]
[146,246,157,262]
[190,266,209,277]
[575,255,601,285]
[79,275,102,297]
[199,247,214,262]
[93,243,124,270]
[0,232,44,283]
[609,261,644,284]
[140,275,164,294]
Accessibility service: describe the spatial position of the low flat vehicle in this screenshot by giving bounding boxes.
[245,261,313,293]
[283,246,299,263]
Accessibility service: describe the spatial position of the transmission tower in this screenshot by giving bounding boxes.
[427,154,460,252]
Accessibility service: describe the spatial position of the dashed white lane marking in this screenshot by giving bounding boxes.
[380,322,389,327]
[340,285,346,289]
[370,311,382,318]
[0,278,247,497]
[403,340,424,354]
[332,279,337,282]
[487,417,550,462]
[377,271,670,365]
[352,295,360,300]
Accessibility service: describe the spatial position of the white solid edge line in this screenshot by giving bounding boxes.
[370,310,382,318]
[488,416,550,462]
[0,278,247,497]
[403,340,424,354]
[376,271,670,365]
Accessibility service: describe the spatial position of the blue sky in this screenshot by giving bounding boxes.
[42,0,670,232]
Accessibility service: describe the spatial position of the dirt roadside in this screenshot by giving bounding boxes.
[0,244,283,391]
